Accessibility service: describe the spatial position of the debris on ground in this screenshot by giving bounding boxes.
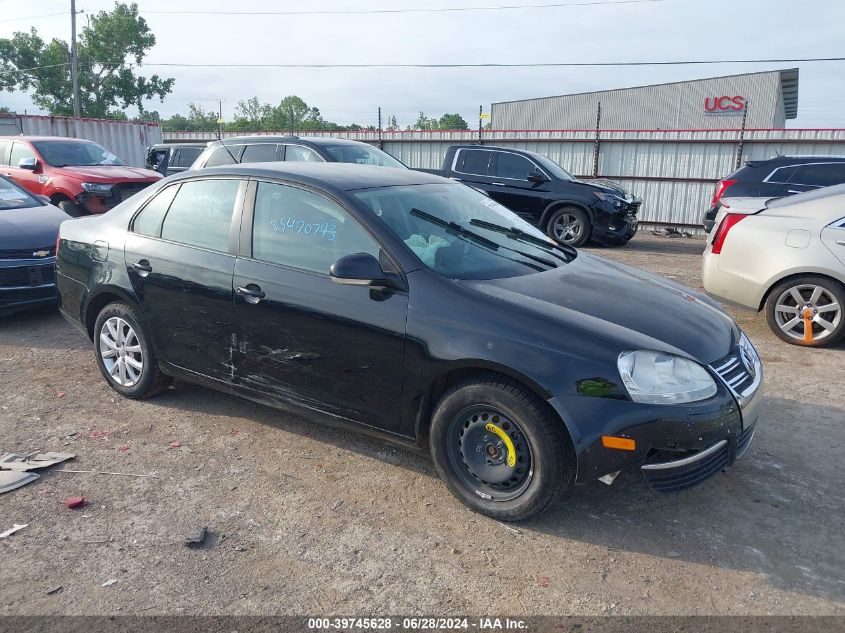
[45,586,63,595]
[169,441,181,449]
[117,445,130,452]
[56,392,66,398]
[0,470,39,494]
[0,451,75,471]
[651,226,698,239]
[64,496,87,509]
[101,579,118,587]
[89,431,111,440]
[539,577,549,588]
[331,499,343,511]
[184,526,208,549]
[0,523,28,539]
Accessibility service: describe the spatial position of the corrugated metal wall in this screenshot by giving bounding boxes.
[490,70,791,130]
[0,115,162,167]
[163,128,845,228]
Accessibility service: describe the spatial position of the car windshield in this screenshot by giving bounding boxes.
[32,140,126,167]
[531,153,574,181]
[354,183,575,280]
[0,177,40,210]
[323,144,405,168]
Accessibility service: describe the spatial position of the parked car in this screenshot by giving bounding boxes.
[0,176,68,316]
[702,185,845,347]
[146,143,206,176]
[702,155,845,232]
[0,136,162,217]
[56,163,761,521]
[189,135,406,171]
[418,145,641,247]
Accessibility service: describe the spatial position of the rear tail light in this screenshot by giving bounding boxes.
[710,213,746,254]
[711,178,737,207]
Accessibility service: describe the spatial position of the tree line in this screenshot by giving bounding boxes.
[1,2,470,132]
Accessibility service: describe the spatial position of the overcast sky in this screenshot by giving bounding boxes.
[0,0,841,128]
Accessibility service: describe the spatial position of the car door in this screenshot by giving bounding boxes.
[6,141,43,196]
[124,177,246,381]
[487,150,551,222]
[232,179,408,432]
[821,216,845,269]
[168,147,203,175]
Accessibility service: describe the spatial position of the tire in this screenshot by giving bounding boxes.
[764,275,845,347]
[57,199,86,217]
[93,302,172,398]
[429,375,575,522]
[546,206,591,247]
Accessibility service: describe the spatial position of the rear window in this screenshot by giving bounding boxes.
[790,163,845,187]
[204,146,241,167]
[241,143,279,163]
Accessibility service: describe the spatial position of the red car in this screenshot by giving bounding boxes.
[0,136,162,216]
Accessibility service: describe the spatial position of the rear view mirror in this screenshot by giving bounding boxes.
[19,158,39,171]
[527,171,548,184]
[330,253,404,290]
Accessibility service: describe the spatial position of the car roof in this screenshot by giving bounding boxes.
[746,155,845,167]
[210,136,371,147]
[172,161,449,192]
[9,136,99,143]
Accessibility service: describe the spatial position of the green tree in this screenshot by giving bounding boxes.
[438,113,468,130]
[414,111,438,130]
[0,2,174,118]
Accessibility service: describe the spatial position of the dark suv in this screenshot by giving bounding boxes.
[430,145,641,247]
[190,135,406,170]
[703,156,845,232]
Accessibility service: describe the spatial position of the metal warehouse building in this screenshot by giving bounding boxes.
[491,69,799,130]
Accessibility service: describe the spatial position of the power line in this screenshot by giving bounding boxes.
[88,0,665,17]
[141,57,845,68]
[0,11,68,23]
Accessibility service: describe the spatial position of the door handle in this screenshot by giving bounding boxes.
[837,240,845,246]
[492,182,506,186]
[236,285,266,304]
[132,260,152,277]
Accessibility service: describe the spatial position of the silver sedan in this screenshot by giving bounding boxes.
[702,185,845,347]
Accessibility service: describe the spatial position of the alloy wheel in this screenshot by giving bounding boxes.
[773,284,842,343]
[446,407,533,502]
[552,212,584,243]
[99,316,144,387]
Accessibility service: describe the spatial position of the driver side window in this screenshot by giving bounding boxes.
[251,181,380,274]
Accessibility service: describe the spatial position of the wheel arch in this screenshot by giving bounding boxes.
[758,268,845,311]
[415,363,573,448]
[83,286,142,340]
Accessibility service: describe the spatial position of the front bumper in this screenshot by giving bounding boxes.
[547,336,763,492]
[592,209,639,245]
[0,256,57,316]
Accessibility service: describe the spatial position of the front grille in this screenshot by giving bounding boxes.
[642,440,730,493]
[0,247,55,260]
[115,183,149,202]
[0,264,55,288]
[710,348,755,397]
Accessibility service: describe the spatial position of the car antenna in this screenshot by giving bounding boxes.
[219,140,239,165]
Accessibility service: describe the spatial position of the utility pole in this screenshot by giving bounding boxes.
[478,105,483,145]
[592,101,602,178]
[70,0,81,122]
[218,99,223,140]
[378,107,383,149]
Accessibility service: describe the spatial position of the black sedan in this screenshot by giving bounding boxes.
[0,176,68,316]
[55,163,763,521]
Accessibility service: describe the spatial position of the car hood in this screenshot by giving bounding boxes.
[58,165,161,181]
[574,178,631,199]
[458,252,737,364]
[0,204,68,251]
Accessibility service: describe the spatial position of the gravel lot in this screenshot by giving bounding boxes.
[1,234,843,616]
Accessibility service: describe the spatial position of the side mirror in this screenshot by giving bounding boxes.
[527,171,548,184]
[19,157,39,171]
[330,252,403,290]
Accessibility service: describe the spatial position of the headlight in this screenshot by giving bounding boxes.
[593,191,625,209]
[81,182,114,194]
[617,350,717,404]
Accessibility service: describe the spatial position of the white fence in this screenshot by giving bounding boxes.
[165,128,845,227]
[0,114,162,167]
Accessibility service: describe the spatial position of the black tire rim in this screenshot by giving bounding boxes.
[446,406,534,502]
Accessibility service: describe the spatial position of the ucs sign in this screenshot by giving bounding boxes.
[705,95,746,116]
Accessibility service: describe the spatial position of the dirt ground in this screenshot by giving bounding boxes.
[1,233,843,616]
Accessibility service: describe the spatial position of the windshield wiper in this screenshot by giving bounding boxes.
[411,208,500,250]
[469,218,575,261]
[411,208,554,271]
